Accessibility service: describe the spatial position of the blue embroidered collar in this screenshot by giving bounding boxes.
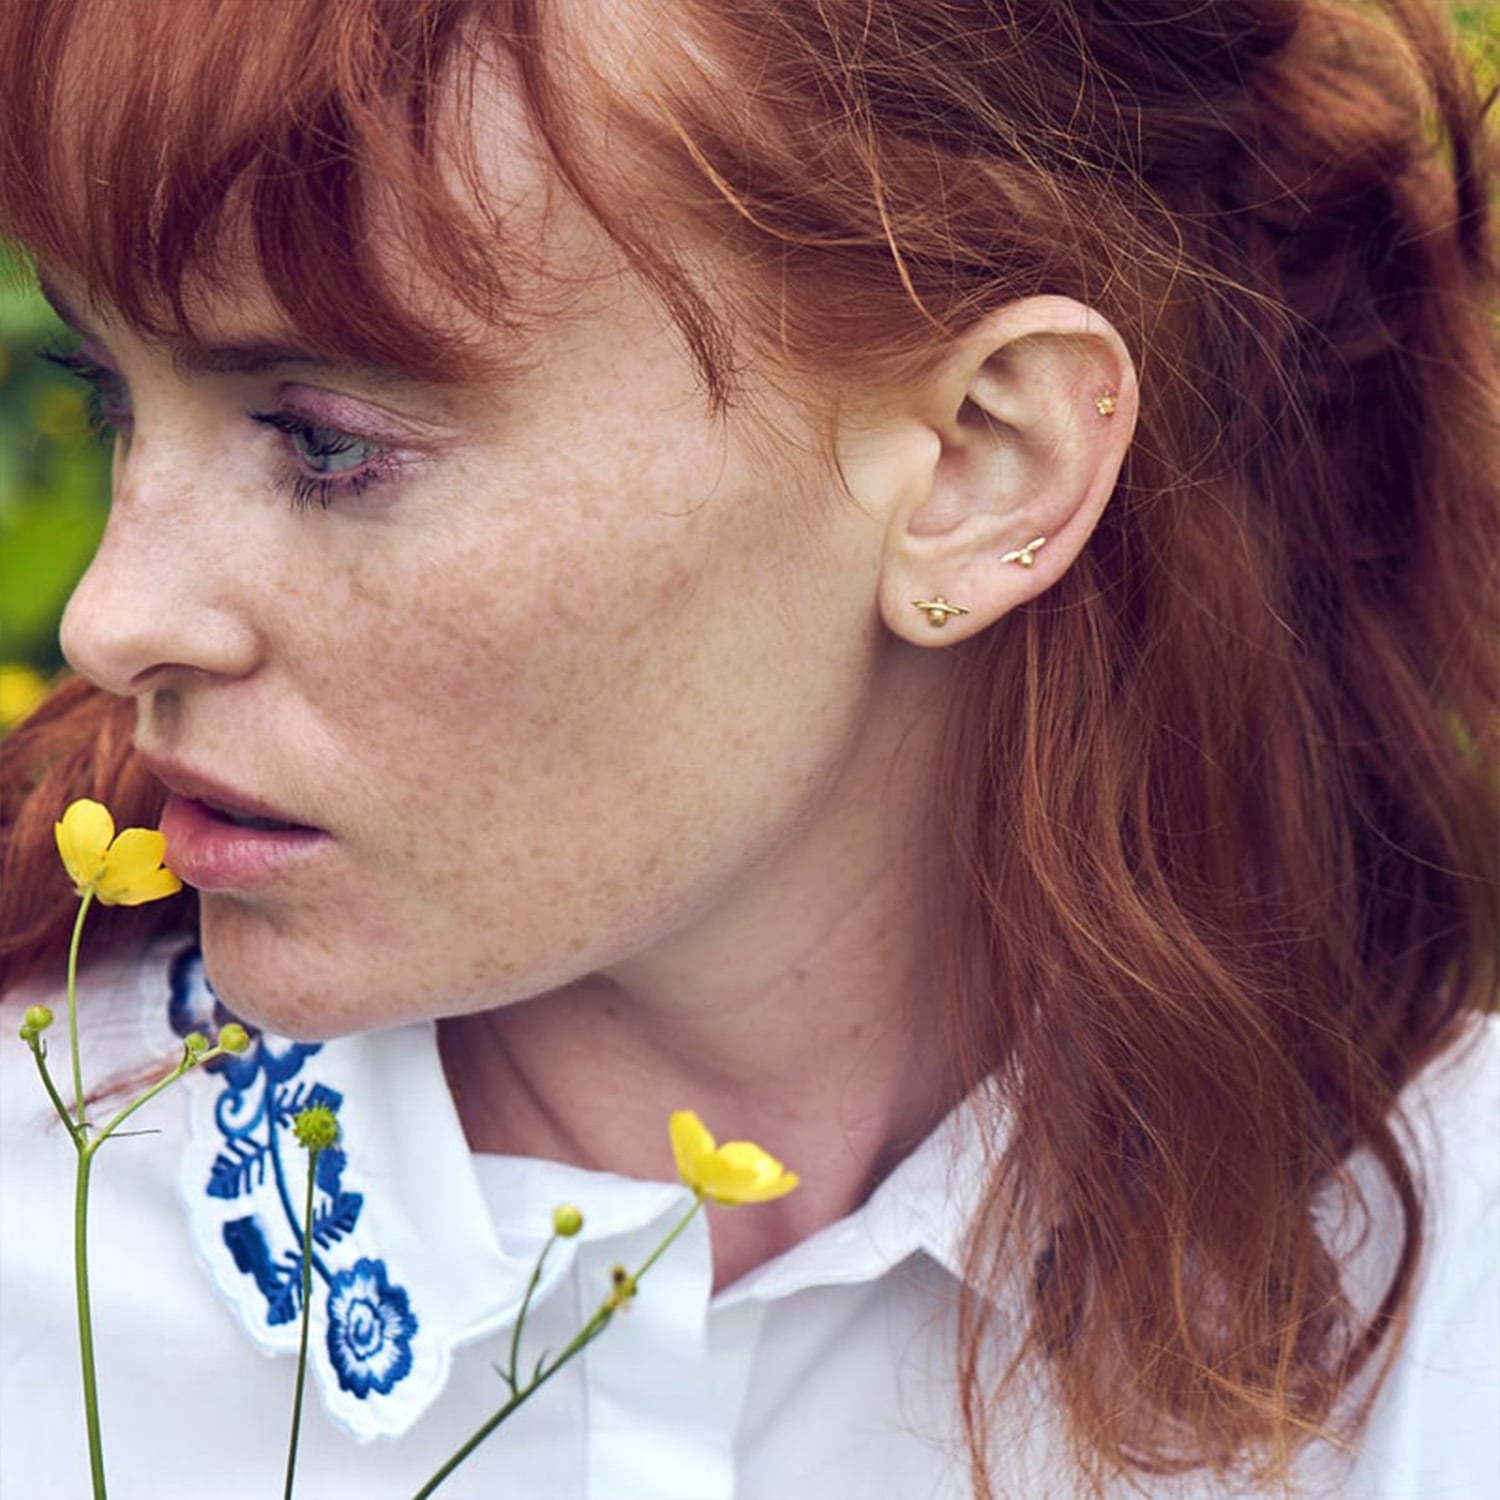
[171,947,533,1440]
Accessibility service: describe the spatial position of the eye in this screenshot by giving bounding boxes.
[39,343,132,439]
[255,410,383,475]
[249,408,398,510]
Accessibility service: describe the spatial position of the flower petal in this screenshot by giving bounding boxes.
[718,1141,782,1179]
[705,1141,799,1204]
[103,866,183,907]
[669,1109,716,1192]
[54,798,114,893]
[101,824,166,872]
[696,1164,761,1203]
[724,1168,800,1204]
[96,826,182,906]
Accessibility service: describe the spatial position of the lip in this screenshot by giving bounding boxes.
[139,753,332,892]
[138,752,311,827]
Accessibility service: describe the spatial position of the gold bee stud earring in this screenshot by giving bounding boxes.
[911,596,969,629]
[1000,536,1047,568]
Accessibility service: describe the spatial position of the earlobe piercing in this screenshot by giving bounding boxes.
[1000,536,1047,568]
[1094,391,1117,417]
[911,596,969,629]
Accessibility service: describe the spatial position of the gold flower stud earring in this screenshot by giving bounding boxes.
[1094,391,1117,417]
[910,596,969,629]
[1000,536,1047,568]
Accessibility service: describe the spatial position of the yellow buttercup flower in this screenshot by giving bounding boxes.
[54,798,182,906]
[669,1110,799,1205]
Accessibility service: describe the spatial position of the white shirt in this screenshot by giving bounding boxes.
[2,943,1496,1500]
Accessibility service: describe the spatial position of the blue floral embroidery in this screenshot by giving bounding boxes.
[326,1258,418,1396]
[172,947,420,1398]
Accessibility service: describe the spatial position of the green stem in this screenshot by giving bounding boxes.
[284,1145,321,1500]
[28,1042,83,1148]
[89,1058,194,1146]
[629,1193,704,1284]
[65,891,94,1131]
[411,1197,705,1500]
[411,1313,616,1500]
[505,1234,557,1393]
[63,1037,228,1500]
[62,889,106,1497]
[74,1145,107,1499]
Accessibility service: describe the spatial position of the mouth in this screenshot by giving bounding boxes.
[137,751,319,833]
[137,752,331,891]
[192,798,311,834]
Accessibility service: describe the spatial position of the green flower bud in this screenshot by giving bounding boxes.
[552,1203,584,1238]
[293,1104,340,1152]
[218,1023,251,1054]
[19,1004,54,1042]
[183,1031,210,1055]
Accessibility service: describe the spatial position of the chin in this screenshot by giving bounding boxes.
[196,904,386,1042]
[193,891,582,1039]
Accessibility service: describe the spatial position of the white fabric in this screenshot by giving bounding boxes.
[1,943,1496,1499]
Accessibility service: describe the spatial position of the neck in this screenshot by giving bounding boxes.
[439,695,959,1289]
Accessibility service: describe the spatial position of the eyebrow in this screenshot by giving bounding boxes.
[36,273,404,383]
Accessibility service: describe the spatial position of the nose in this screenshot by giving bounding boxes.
[60,459,261,698]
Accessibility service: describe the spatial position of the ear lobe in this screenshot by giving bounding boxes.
[879,296,1137,647]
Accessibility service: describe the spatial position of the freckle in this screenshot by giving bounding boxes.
[791,966,808,982]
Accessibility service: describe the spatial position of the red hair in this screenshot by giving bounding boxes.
[1,0,1495,1491]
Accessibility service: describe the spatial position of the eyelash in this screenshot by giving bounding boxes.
[247,409,399,511]
[40,342,400,513]
[40,345,128,440]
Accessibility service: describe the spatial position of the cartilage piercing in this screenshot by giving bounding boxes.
[1000,537,1047,569]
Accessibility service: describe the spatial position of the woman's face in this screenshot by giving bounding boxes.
[52,67,926,1037]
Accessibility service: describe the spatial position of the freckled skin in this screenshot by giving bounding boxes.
[55,77,936,1049]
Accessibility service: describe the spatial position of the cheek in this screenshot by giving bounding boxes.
[238,532,717,1021]
[236,415,876,1018]
[273,480,723,913]
[315,502,707,757]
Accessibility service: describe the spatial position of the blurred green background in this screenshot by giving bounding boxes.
[1,239,112,726]
[0,3,1495,731]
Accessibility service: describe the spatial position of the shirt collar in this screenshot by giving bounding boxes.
[715,1090,1001,1307]
[165,944,1006,1441]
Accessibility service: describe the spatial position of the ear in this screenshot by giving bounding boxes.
[868,296,1137,646]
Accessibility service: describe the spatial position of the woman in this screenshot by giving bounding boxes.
[0,0,1495,1495]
